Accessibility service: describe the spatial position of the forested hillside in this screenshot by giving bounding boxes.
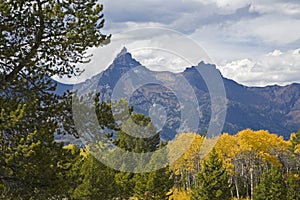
[2,93,299,199]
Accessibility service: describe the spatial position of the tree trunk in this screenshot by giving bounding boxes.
[235,176,240,200]
[250,167,253,200]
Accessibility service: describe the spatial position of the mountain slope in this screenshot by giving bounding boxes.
[55,48,300,140]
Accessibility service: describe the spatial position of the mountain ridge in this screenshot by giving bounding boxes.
[55,49,300,140]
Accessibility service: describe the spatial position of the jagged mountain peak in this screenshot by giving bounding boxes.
[116,46,128,57]
[197,61,217,68]
[108,47,141,70]
[55,49,300,140]
[183,61,218,72]
[94,47,147,89]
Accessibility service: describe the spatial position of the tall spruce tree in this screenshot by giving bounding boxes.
[71,97,173,199]
[114,110,162,198]
[287,173,300,200]
[191,148,231,200]
[108,99,173,199]
[72,153,117,200]
[134,143,173,200]
[287,130,300,200]
[253,166,286,200]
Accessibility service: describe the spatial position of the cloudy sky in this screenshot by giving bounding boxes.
[58,0,300,86]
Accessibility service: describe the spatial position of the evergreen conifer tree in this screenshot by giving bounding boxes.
[72,153,117,200]
[191,148,231,200]
[286,173,300,200]
[253,166,286,200]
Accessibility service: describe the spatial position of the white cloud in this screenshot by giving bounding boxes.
[242,17,300,45]
[131,49,191,72]
[54,27,212,83]
[218,49,300,86]
[200,0,251,14]
[101,0,300,54]
[250,1,300,16]
[54,0,300,86]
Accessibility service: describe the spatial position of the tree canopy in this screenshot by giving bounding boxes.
[0,0,110,198]
[191,148,232,200]
[0,0,110,87]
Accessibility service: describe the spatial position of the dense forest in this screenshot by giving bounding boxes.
[1,0,300,199]
[1,93,300,199]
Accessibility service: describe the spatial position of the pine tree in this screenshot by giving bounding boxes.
[110,99,173,199]
[72,153,117,200]
[133,169,173,200]
[1,0,110,86]
[1,0,109,197]
[146,168,173,200]
[134,143,173,200]
[290,129,300,173]
[0,93,81,199]
[287,130,300,200]
[287,173,300,200]
[133,172,151,199]
[191,148,231,200]
[290,129,300,151]
[253,166,286,200]
[115,111,160,153]
[115,169,135,199]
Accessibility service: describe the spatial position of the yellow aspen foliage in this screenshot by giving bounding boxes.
[214,133,239,173]
[236,129,289,152]
[170,189,191,200]
[169,133,204,174]
[289,133,297,141]
[295,144,300,153]
[235,129,290,166]
[290,130,300,153]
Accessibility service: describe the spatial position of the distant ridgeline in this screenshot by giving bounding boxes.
[55,48,300,140]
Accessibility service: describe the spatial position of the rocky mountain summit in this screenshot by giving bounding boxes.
[56,48,300,140]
